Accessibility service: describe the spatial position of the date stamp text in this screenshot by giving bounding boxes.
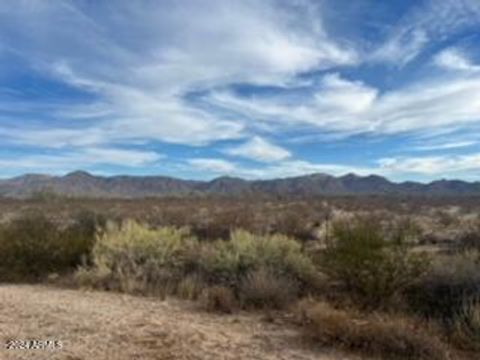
[5,339,63,351]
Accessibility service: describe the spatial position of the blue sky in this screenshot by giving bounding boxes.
[0,0,480,182]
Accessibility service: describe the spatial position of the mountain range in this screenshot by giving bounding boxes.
[1,171,479,198]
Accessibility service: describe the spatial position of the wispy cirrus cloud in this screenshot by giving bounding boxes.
[0,0,356,149]
[412,140,477,152]
[372,0,480,66]
[208,72,480,138]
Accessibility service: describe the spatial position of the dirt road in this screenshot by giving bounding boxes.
[0,285,355,360]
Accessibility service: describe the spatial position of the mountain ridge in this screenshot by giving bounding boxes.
[0,171,479,198]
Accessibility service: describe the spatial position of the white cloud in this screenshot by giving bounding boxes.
[412,140,477,151]
[188,157,376,179]
[209,73,480,138]
[315,74,378,113]
[372,0,480,65]
[378,153,480,176]
[434,48,480,72]
[188,158,237,174]
[0,0,356,149]
[373,29,428,66]
[82,148,163,166]
[224,136,291,162]
[0,147,162,172]
[1,1,480,181]
[209,73,379,134]
[256,160,376,179]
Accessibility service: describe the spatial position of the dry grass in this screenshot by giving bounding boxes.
[176,274,206,301]
[199,285,238,314]
[240,267,299,309]
[1,284,354,360]
[451,297,480,351]
[297,300,450,360]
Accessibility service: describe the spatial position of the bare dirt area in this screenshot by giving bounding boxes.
[0,285,355,360]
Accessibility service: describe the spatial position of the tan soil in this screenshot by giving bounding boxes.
[0,285,357,360]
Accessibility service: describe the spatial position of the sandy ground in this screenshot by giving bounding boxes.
[0,285,357,360]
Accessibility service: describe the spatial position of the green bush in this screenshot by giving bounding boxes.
[78,223,318,307]
[80,220,198,295]
[321,217,428,308]
[197,229,318,292]
[0,212,97,281]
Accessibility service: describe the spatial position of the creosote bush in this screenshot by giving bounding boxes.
[197,229,318,292]
[321,217,428,308]
[0,211,98,281]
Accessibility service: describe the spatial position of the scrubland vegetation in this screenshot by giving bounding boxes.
[1,196,480,359]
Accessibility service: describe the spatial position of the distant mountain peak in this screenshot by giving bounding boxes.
[210,176,246,183]
[0,171,479,198]
[64,170,95,178]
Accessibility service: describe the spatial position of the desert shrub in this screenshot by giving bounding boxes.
[240,266,299,309]
[406,251,480,322]
[0,212,97,281]
[436,209,458,228]
[77,222,318,306]
[385,215,421,244]
[321,217,428,308]
[200,286,237,313]
[298,301,449,360]
[191,207,261,241]
[271,206,314,241]
[458,216,480,251]
[63,210,105,264]
[459,232,480,251]
[81,220,198,296]
[450,296,480,351]
[197,230,318,292]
